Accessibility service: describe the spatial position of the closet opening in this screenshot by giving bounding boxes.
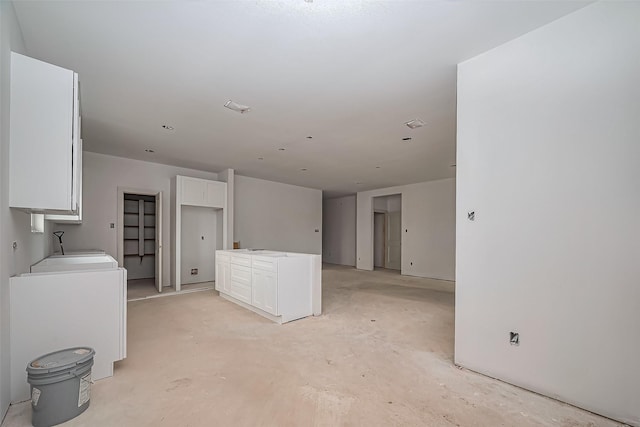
[117,188,163,301]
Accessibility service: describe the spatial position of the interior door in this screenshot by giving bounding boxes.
[386,211,401,270]
[155,192,163,292]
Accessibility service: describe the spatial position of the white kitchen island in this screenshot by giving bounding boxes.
[215,249,322,324]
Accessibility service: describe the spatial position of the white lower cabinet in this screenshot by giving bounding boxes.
[215,249,322,324]
[9,263,127,402]
[252,268,278,315]
[215,259,230,293]
[229,263,252,303]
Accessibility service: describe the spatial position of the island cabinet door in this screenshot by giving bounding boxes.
[252,269,278,316]
[262,272,278,315]
[251,269,265,311]
[222,262,232,294]
[229,264,251,303]
[251,268,278,315]
[215,260,230,292]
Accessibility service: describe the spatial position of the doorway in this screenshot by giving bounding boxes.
[374,212,385,268]
[117,188,163,300]
[372,194,401,271]
[180,205,222,288]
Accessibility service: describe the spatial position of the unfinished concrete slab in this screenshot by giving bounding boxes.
[3,265,620,426]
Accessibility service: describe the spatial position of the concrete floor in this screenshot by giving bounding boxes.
[3,265,621,426]
[127,278,215,301]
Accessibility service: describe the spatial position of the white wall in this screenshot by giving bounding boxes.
[55,152,218,287]
[234,175,322,255]
[322,195,356,266]
[180,205,218,284]
[356,178,456,281]
[0,2,55,417]
[456,3,640,425]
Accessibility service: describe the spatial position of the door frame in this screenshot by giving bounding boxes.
[373,210,387,268]
[117,187,164,292]
[369,193,402,272]
[385,210,402,270]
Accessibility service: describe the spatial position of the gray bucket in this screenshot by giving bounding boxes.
[26,347,95,427]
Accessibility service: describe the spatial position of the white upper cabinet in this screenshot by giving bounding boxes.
[206,181,225,208]
[179,175,226,208]
[45,138,83,223]
[9,52,81,213]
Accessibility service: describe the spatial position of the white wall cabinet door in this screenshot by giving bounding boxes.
[181,178,207,206]
[10,52,80,213]
[206,181,225,208]
[180,176,226,208]
[45,139,83,223]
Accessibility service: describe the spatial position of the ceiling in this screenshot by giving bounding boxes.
[12,0,588,198]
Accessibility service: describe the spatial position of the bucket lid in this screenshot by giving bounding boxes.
[27,347,95,375]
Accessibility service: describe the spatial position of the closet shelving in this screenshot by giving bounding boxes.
[123,196,156,257]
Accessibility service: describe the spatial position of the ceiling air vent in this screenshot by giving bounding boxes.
[224,100,251,114]
[405,119,425,129]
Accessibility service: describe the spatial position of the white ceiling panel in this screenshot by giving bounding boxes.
[12,0,589,197]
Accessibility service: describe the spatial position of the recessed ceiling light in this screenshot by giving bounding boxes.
[224,100,251,114]
[145,149,155,153]
[278,148,286,151]
[306,136,313,139]
[161,125,174,130]
[402,137,412,141]
[300,168,308,171]
[375,166,381,169]
[405,119,425,129]
[355,182,362,185]
[258,157,264,160]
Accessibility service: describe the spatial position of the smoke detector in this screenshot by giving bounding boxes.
[405,119,425,129]
[224,100,251,114]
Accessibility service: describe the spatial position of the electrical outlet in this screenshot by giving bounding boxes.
[12,241,18,250]
[191,268,198,275]
[510,332,519,346]
[110,223,115,229]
